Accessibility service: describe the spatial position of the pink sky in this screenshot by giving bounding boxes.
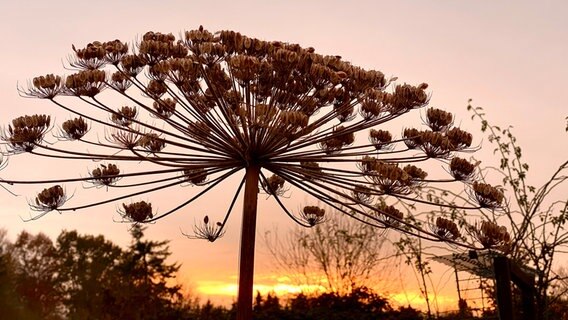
[1,0,567,312]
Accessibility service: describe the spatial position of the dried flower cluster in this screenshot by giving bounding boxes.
[58,117,89,140]
[300,205,326,226]
[120,201,153,223]
[449,157,476,181]
[2,115,51,153]
[261,174,286,196]
[473,221,511,250]
[432,217,461,240]
[30,185,66,213]
[374,202,404,228]
[184,215,225,242]
[90,164,121,187]
[472,182,505,209]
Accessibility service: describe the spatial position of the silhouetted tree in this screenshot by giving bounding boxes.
[469,104,568,320]
[265,211,396,295]
[0,229,36,319]
[191,300,232,320]
[284,287,394,320]
[55,230,124,319]
[395,235,435,318]
[114,225,185,319]
[10,231,63,319]
[253,291,286,320]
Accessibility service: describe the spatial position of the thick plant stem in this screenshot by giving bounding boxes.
[237,165,260,320]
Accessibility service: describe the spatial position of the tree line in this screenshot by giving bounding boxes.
[0,225,191,319]
[1,224,487,320]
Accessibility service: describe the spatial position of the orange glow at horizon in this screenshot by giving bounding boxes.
[194,277,461,312]
[190,269,463,313]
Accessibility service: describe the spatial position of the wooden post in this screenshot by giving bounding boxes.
[493,255,536,320]
[509,260,536,319]
[494,256,514,320]
[236,166,260,320]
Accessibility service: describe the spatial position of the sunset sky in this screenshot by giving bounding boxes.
[0,0,567,313]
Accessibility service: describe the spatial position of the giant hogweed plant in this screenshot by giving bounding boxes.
[0,28,507,319]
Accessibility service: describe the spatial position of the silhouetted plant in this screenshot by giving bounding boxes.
[114,225,185,319]
[283,287,395,320]
[265,211,396,295]
[467,103,568,320]
[54,230,124,319]
[0,230,46,320]
[9,231,63,320]
[1,27,507,319]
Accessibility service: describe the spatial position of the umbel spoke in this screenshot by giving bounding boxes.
[1,27,509,320]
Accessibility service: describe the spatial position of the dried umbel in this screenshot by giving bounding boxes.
[432,217,460,240]
[59,117,89,140]
[401,127,473,158]
[472,182,504,209]
[27,74,63,98]
[152,98,177,119]
[359,92,387,120]
[425,108,453,132]
[359,156,379,174]
[109,71,131,92]
[251,104,278,128]
[335,104,356,123]
[8,27,501,245]
[403,165,427,180]
[145,79,168,98]
[108,129,140,149]
[120,201,153,223]
[111,106,138,127]
[32,74,62,90]
[300,206,325,226]
[389,83,429,112]
[120,54,146,76]
[138,133,166,153]
[473,221,510,250]
[374,202,404,228]
[90,164,121,187]
[65,69,106,96]
[446,128,472,150]
[277,111,309,138]
[369,129,392,150]
[71,41,106,69]
[416,131,454,158]
[319,126,355,155]
[449,157,476,181]
[402,128,422,149]
[186,121,211,140]
[300,161,323,180]
[186,215,225,242]
[3,114,51,153]
[31,185,66,212]
[261,174,286,196]
[103,39,129,65]
[364,160,418,195]
[181,168,208,185]
[71,40,129,68]
[139,31,187,64]
[351,185,374,204]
